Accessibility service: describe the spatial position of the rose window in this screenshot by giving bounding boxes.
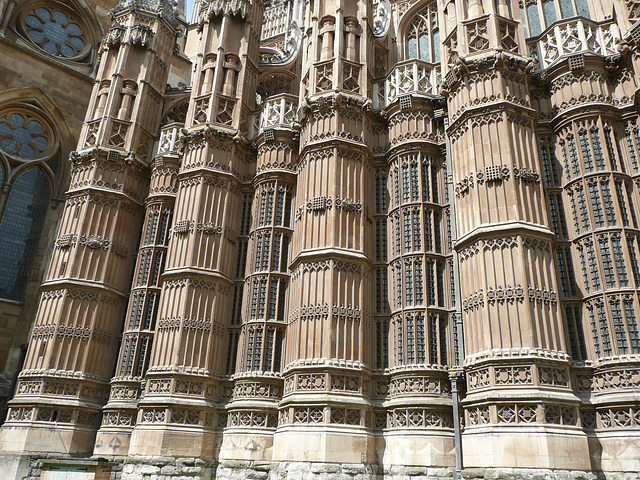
[0,110,52,159]
[22,5,87,59]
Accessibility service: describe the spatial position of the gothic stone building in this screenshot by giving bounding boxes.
[0,0,639,479]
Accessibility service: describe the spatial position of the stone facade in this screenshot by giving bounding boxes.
[0,0,639,478]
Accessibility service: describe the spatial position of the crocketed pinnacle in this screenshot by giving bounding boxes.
[111,0,181,29]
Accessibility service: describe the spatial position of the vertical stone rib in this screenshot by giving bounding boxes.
[126,0,263,459]
[0,0,179,454]
[440,0,589,469]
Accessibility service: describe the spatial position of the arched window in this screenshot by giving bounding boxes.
[406,3,440,63]
[519,0,590,37]
[0,168,52,301]
[0,104,57,301]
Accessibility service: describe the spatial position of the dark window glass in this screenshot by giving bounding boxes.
[0,168,51,300]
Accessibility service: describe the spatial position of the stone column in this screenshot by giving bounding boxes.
[535,33,640,471]
[125,0,263,461]
[94,124,182,456]
[272,0,376,464]
[220,120,298,462]
[0,0,179,455]
[439,0,590,469]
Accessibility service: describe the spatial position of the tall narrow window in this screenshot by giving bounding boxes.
[569,192,580,234]
[589,308,601,357]
[275,190,285,225]
[406,315,415,363]
[612,237,628,287]
[425,209,433,251]
[591,129,606,171]
[427,260,435,305]
[577,188,590,230]
[615,181,630,227]
[422,160,431,201]
[579,246,590,293]
[410,162,419,201]
[0,168,52,301]
[431,164,439,203]
[628,236,640,286]
[561,141,571,181]
[625,182,638,228]
[604,129,618,170]
[396,317,404,364]
[627,129,640,173]
[589,183,604,228]
[611,301,628,354]
[405,261,413,306]
[599,238,615,288]
[587,242,601,290]
[415,260,423,304]
[624,299,640,354]
[416,314,426,363]
[542,0,558,25]
[412,211,421,250]
[568,135,581,176]
[272,233,282,271]
[579,130,594,172]
[597,303,612,356]
[402,165,410,203]
[601,181,616,226]
[434,211,442,253]
[265,191,274,225]
[404,211,411,252]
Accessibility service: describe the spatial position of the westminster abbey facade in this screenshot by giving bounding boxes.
[0,0,639,478]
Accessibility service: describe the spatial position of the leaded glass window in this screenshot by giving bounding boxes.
[615,181,629,227]
[588,183,604,228]
[611,301,628,354]
[625,182,638,228]
[597,303,612,356]
[416,314,426,363]
[626,129,639,173]
[0,167,52,301]
[21,5,89,59]
[568,135,581,177]
[586,242,600,290]
[599,238,615,288]
[591,129,606,171]
[604,129,618,170]
[612,237,628,287]
[412,211,421,251]
[406,3,439,62]
[580,130,594,172]
[405,261,414,306]
[402,165,410,203]
[410,162,419,201]
[598,181,615,226]
[406,315,415,363]
[627,236,640,286]
[415,260,423,305]
[624,299,640,354]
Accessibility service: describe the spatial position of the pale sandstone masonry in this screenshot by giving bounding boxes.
[0,0,640,478]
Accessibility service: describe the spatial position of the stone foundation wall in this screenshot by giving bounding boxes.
[5,455,640,480]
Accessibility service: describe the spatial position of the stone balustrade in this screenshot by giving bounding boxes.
[527,17,620,69]
[374,59,441,110]
[155,122,183,156]
[250,93,298,138]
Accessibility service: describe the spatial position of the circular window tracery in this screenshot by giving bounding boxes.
[0,108,54,160]
[18,3,90,61]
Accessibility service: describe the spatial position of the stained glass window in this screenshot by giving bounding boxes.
[0,167,51,300]
[23,6,88,59]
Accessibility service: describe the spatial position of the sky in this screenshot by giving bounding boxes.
[186,0,193,20]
